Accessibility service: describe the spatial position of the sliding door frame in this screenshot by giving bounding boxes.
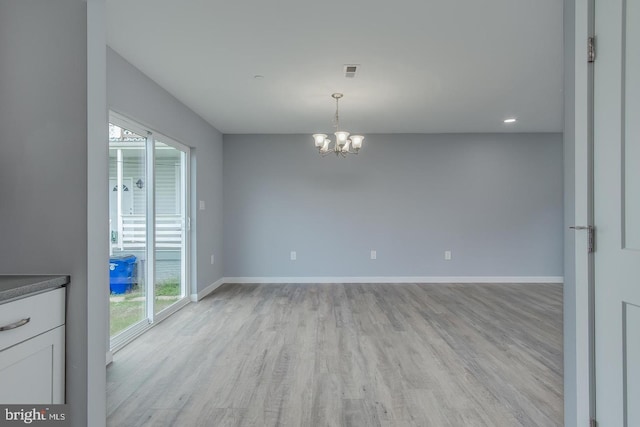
[108,111,192,352]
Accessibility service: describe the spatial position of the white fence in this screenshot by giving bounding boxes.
[111,214,183,251]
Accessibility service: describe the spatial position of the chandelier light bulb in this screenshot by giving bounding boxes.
[335,131,350,146]
[313,134,327,147]
[350,135,364,149]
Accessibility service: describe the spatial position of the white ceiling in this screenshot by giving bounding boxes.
[106,0,564,134]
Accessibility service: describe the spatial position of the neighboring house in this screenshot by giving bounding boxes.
[109,124,184,281]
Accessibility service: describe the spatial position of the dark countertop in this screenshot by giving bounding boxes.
[0,275,69,303]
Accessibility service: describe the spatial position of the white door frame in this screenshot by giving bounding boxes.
[571,0,596,426]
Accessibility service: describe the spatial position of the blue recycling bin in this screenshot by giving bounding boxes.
[109,255,137,294]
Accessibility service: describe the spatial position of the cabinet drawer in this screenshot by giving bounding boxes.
[0,288,65,351]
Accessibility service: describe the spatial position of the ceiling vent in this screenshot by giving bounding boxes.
[344,64,359,78]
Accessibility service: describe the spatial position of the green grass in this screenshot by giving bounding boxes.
[155,279,180,296]
[110,278,182,336]
[110,300,145,336]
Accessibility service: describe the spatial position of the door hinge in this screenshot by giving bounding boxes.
[590,418,597,427]
[569,225,595,253]
[588,36,596,63]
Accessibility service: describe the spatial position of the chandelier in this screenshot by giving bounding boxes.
[313,93,364,157]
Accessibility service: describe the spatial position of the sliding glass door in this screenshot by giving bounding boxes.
[109,114,190,350]
[108,122,148,338]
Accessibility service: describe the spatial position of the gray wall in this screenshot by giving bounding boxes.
[107,47,224,292]
[0,1,88,424]
[563,0,576,425]
[224,133,563,278]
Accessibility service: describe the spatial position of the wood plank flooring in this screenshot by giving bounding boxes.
[107,283,563,427]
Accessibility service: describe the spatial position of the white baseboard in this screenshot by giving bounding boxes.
[191,277,226,301]
[223,276,564,284]
[190,276,563,302]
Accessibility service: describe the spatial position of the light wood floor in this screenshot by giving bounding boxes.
[107,283,563,427]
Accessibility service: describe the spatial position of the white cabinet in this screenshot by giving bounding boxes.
[0,287,65,404]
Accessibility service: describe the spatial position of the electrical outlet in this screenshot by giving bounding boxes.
[370,250,377,260]
[290,251,297,261]
[199,200,206,210]
[210,254,215,265]
[445,250,452,260]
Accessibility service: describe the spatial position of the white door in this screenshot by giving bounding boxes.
[109,177,133,249]
[594,0,640,425]
[109,178,134,218]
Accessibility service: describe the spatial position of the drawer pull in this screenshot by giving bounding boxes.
[0,317,31,332]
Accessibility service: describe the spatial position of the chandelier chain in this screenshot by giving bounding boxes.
[334,96,340,132]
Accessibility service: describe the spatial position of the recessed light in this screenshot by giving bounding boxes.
[504,118,517,123]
